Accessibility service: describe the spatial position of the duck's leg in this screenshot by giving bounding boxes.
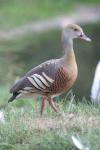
[48,97,58,112]
[40,96,46,116]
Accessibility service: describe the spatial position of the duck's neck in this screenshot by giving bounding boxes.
[62,35,76,64]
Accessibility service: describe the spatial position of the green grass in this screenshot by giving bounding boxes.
[0,88,100,150]
[0,0,74,30]
[0,0,99,30]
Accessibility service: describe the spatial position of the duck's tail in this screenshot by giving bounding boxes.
[8,92,19,103]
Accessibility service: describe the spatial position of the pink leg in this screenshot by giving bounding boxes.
[48,97,58,112]
[40,96,46,116]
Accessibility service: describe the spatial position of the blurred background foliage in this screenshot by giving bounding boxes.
[0,0,100,103]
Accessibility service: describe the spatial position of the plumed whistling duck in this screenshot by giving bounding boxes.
[8,24,91,115]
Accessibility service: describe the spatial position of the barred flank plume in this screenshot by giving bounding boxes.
[27,72,54,92]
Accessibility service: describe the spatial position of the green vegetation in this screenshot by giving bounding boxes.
[0,0,73,29]
[0,90,100,150]
[0,0,99,29]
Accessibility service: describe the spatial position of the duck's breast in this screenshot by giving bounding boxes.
[48,64,78,95]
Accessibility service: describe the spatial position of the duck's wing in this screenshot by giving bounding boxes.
[10,59,60,95]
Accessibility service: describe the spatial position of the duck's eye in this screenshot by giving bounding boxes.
[74,28,78,31]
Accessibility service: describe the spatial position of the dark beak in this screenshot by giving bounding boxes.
[80,34,91,42]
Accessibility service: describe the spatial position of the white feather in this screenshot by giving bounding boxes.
[19,90,29,94]
[16,93,22,98]
[72,136,84,150]
[27,77,41,90]
[32,75,46,89]
[72,136,90,150]
[34,74,50,87]
[42,72,54,83]
[24,87,33,90]
[0,111,5,124]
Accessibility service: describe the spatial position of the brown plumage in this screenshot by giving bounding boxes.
[8,24,91,115]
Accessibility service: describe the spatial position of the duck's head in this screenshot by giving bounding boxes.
[63,24,91,42]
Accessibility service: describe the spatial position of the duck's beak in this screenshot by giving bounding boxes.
[79,34,91,42]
